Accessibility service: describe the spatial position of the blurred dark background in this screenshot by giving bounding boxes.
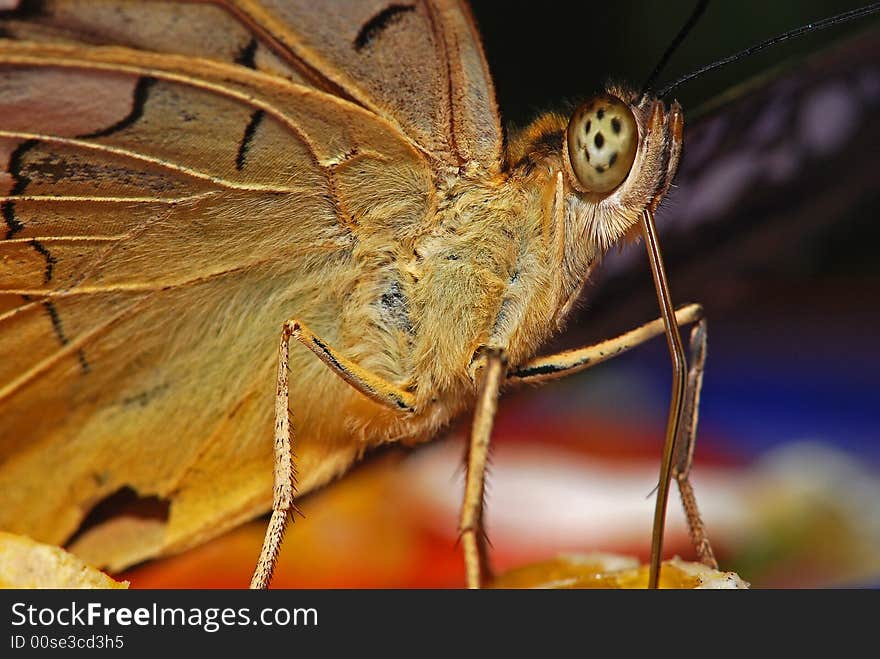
[471,1,876,121]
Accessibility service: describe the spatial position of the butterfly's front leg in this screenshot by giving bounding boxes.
[250,319,417,590]
[460,348,506,588]
[507,303,718,572]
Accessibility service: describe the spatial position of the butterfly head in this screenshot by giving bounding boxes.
[564,93,638,194]
[558,86,683,252]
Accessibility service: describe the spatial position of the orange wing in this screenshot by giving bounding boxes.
[0,40,434,569]
[0,0,503,172]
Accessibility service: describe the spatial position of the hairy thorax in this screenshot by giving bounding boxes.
[363,160,579,421]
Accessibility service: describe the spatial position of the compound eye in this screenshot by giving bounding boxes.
[566,94,638,193]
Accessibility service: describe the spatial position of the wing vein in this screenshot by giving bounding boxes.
[0,193,219,204]
[0,130,300,193]
[0,252,286,403]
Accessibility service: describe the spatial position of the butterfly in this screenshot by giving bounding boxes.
[0,0,876,589]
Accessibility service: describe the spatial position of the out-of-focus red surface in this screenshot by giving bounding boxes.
[121,377,880,589]
[122,395,745,588]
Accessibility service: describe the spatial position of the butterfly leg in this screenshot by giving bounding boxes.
[508,304,702,384]
[461,348,506,588]
[507,303,717,569]
[250,319,416,589]
[672,318,718,569]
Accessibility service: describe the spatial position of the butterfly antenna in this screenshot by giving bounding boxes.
[641,0,710,95]
[659,2,880,98]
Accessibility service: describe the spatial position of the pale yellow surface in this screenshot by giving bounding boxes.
[492,554,749,589]
[0,532,128,589]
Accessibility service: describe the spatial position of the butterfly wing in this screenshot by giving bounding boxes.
[664,30,880,256]
[0,0,503,171]
[0,39,438,569]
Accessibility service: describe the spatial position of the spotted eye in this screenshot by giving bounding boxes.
[566,94,638,193]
